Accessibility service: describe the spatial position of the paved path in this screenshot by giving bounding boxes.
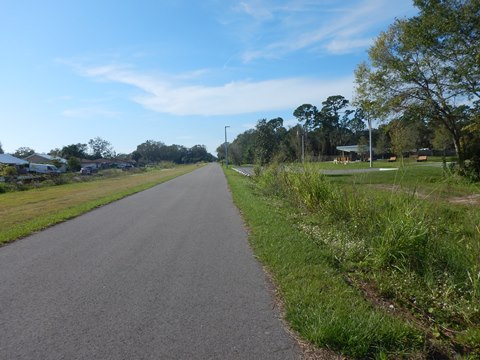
[319,167,398,175]
[0,164,299,359]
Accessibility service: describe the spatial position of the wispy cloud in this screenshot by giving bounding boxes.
[72,63,354,116]
[325,38,374,55]
[236,0,415,61]
[235,1,273,21]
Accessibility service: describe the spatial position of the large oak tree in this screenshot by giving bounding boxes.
[355,0,479,166]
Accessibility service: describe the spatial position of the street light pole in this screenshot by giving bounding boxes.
[297,125,305,163]
[301,131,305,164]
[224,125,230,167]
[368,118,373,168]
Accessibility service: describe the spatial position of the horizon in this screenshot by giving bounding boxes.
[0,0,417,155]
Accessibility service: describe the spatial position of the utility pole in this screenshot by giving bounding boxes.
[224,125,230,167]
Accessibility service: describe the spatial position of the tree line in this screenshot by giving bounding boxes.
[1,137,215,171]
[2,137,118,161]
[130,141,215,165]
[217,95,369,165]
[217,94,451,166]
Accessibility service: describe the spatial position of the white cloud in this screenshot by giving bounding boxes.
[239,0,415,60]
[135,76,355,116]
[76,64,354,116]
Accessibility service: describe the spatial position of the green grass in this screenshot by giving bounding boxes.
[0,165,200,245]
[225,168,422,359]
[314,161,480,199]
[226,163,480,358]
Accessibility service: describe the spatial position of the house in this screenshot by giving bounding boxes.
[0,154,29,174]
[25,153,68,172]
[0,154,29,166]
[80,158,135,171]
[80,158,107,170]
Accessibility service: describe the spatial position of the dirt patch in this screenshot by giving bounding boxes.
[344,275,456,359]
[369,184,480,206]
[448,193,480,205]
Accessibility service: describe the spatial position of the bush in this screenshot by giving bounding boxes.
[254,162,284,196]
[448,157,480,182]
[67,157,81,172]
[283,164,338,212]
[461,156,480,182]
[157,161,176,169]
[1,165,17,177]
[50,175,68,185]
[13,181,29,191]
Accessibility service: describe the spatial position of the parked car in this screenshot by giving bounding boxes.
[29,163,60,174]
[80,165,99,175]
[117,163,134,170]
[79,167,92,175]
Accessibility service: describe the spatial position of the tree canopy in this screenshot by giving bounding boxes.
[217,98,370,166]
[14,147,35,159]
[61,143,88,159]
[354,0,480,166]
[254,118,286,165]
[293,96,366,157]
[134,140,214,165]
[88,137,115,159]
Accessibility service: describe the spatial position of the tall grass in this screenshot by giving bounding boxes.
[255,163,480,355]
[227,167,421,358]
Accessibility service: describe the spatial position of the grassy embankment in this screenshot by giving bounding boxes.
[225,162,480,358]
[0,164,200,245]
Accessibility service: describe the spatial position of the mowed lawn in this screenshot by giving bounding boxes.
[0,165,200,244]
[314,160,480,199]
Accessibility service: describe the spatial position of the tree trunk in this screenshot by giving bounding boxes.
[440,112,465,169]
[452,133,465,168]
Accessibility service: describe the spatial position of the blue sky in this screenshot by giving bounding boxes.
[0,0,417,156]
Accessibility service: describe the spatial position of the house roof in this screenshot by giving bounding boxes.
[80,158,108,164]
[336,145,368,153]
[26,153,67,163]
[0,154,29,165]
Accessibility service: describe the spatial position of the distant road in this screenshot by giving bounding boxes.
[0,163,299,359]
[232,166,256,176]
[233,165,398,176]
